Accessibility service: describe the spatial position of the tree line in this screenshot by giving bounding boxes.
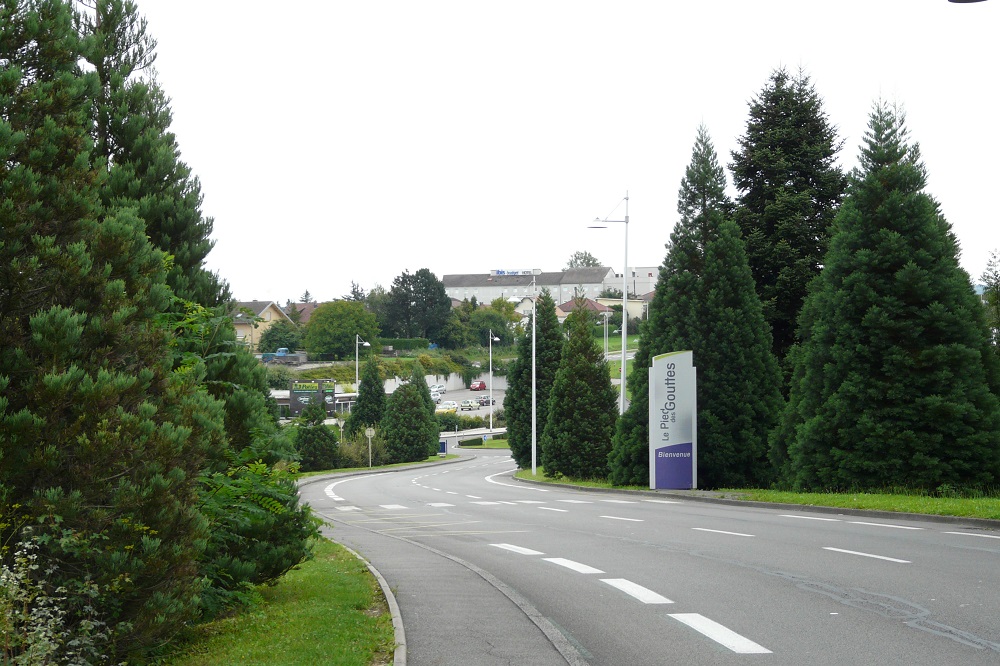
[505,69,1000,494]
[2,1,315,662]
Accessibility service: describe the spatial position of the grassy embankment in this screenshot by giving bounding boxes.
[513,467,1000,520]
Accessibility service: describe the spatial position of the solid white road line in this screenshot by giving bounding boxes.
[485,468,550,492]
[543,558,605,574]
[466,495,482,499]
[781,514,840,521]
[472,501,502,505]
[491,543,545,555]
[516,500,545,504]
[692,528,754,537]
[600,499,638,504]
[849,521,923,530]
[601,579,673,604]
[944,531,1000,540]
[668,613,772,654]
[428,503,454,507]
[823,547,910,563]
[643,499,681,504]
[380,504,407,510]
[556,500,592,504]
[539,507,568,512]
[601,515,643,522]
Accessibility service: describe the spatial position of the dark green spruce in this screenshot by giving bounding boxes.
[776,103,1000,491]
[609,125,782,488]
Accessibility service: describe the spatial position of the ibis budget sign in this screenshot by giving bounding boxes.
[649,351,697,489]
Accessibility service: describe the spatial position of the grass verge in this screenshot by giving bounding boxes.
[513,469,1000,520]
[164,538,395,666]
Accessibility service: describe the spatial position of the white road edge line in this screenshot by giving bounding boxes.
[643,499,681,504]
[944,531,1000,540]
[485,468,549,491]
[491,543,545,555]
[601,579,673,604]
[543,558,605,574]
[823,547,910,563]
[669,613,772,654]
[601,515,644,522]
[848,521,923,530]
[692,528,754,537]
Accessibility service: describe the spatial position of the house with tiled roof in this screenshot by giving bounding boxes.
[232,301,294,351]
[283,301,321,325]
[444,267,616,305]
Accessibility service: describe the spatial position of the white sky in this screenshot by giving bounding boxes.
[135,0,998,303]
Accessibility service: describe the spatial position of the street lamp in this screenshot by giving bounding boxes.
[602,311,612,362]
[591,193,630,414]
[529,268,541,475]
[488,329,500,431]
[355,334,370,390]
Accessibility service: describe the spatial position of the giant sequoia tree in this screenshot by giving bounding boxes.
[730,68,846,366]
[0,1,209,657]
[609,126,782,488]
[775,103,1000,491]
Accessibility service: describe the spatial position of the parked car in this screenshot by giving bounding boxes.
[435,400,458,414]
[430,391,442,404]
[477,395,495,406]
[460,399,478,411]
[430,384,446,394]
[469,380,486,391]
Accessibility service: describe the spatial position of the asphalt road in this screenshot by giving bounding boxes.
[301,451,1000,665]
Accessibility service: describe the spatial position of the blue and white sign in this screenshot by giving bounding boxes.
[649,351,697,489]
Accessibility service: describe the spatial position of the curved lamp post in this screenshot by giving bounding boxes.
[591,193,630,414]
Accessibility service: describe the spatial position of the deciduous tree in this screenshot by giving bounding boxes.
[304,300,379,359]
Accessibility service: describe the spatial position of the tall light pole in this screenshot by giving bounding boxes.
[355,334,370,390]
[488,329,500,431]
[591,193,630,414]
[602,310,611,361]
[530,268,541,475]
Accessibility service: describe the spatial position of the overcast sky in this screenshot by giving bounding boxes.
[135,0,997,303]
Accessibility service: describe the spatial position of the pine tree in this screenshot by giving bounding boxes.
[80,0,229,307]
[345,356,386,438]
[382,383,436,463]
[296,402,340,471]
[609,126,782,488]
[503,289,562,469]
[730,68,846,366]
[981,250,1000,358]
[540,305,618,479]
[778,103,1000,491]
[0,1,209,657]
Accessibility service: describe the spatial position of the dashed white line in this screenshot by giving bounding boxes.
[601,579,673,604]
[944,531,1000,540]
[491,543,545,555]
[692,528,754,537]
[600,499,638,504]
[669,613,771,654]
[543,558,605,574]
[380,504,407,510]
[601,515,643,522]
[849,521,923,530]
[781,514,840,521]
[516,500,545,504]
[539,507,568,512]
[556,500,592,504]
[644,499,681,505]
[472,501,501,505]
[823,547,910,563]
[336,506,362,512]
[466,495,482,499]
[428,503,454,507]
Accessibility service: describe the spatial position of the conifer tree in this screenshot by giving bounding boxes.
[609,126,782,488]
[80,0,229,307]
[503,289,562,469]
[409,362,441,455]
[730,68,846,366]
[296,402,340,471]
[777,103,1000,491]
[382,383,436,463]
[345,356,386,438]
[540,305,618,479]
[0,1,209,657]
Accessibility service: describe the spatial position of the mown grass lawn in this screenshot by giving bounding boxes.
[164,539,394,666]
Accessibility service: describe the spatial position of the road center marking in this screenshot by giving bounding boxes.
[380,504,407,510]
[669,613,771,654]
[601,579,673,604]
[539,507,568,512]
[491,543,544,555]
[601,515,643,522]
[823,547,910,563]
[692,528,754,537]
[543,558,605,574]
[428,503,454,507]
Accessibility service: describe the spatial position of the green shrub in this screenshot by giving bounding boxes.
[380,338,430,351]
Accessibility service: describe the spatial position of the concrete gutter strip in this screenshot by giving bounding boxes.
[337,543,407,666]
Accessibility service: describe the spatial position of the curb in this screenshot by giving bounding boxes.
[337,543,407,666]
[296,455,470,489]
[511,475,1000,530]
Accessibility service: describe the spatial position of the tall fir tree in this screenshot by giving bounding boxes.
[730,67,846,367]
[776,103,1000,491]
[981,250,1000,358]
[540,305,618,479]
[80,0,229,308]
[382,382,436,463]
[409,361,441,455]
[609,126,782,488]
[345,355,386,438]
[0,0,211,658]
[503,289,562,469]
